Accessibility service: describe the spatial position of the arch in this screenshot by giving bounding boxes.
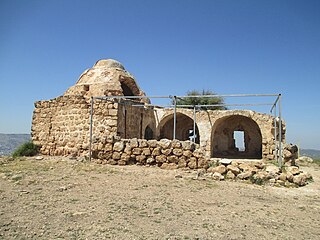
[211,115,262,159]
[119,76,141,97]
[121,82,134,96]
[159,113,200,143]
[144,125,154,140]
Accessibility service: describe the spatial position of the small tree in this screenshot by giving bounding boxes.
[174,90,227,110]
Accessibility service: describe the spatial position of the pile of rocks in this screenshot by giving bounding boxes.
[92,137,208,169]
[283,143,299,166]
[206,160,312,187]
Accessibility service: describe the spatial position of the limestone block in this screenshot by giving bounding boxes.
[132,148,142,155]
[118,160,127,166]
[286,172,294,182]
[161,148,172,156]
[212,172,224,181]
[129,138,139,148]
[138,139,148,148]
[146,158,155,164]
[105,143,113,152]
[287,166,300,175]
[237,171,253,180]
[155,155,167,163]
[147,140,158,148]
[158,139,171,149]
[183,150,193,158]
[265,165,280,174]
[152,148,161,156]
[106,119,117,127]
[167,155,179,164]
[136,155,146,163]
[279,172,287,182]
[142,148,151,156]
[238,164,257,173]
[208,165,227,175]
[108,109,117,116]
[193,149,203,158]
[225,171,236,180]
[121,153,130,162]
[181,141,195,150]
[198,158,209,169]
[112,152,121,160]
[171,140,182,148]
[173,148,183,156]
[113,141,124,151]
[226,165,241,175]
[178,157,187,168]
[293,173,308,186]
[188,157,197,169]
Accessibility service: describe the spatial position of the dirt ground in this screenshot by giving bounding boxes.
[0,157,319,240]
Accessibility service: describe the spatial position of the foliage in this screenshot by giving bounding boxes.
[174,90,227,110]
[313,158,320,166]
[12,141,38,157]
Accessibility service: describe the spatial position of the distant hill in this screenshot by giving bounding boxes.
[0,134,30,156]
[300,149,320,159]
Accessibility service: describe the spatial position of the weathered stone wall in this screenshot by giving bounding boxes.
[32,96,118,156]
[91,137,208,169]
[117,102,156,139]
[154,108,284,161]
[32,95,286,163]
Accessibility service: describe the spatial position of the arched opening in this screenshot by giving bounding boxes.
[121,82,134,96]
[211,115,262,159]
[159,113,200,143]
[144,125,154,140]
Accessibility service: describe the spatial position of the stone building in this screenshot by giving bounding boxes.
[32,59,285,162]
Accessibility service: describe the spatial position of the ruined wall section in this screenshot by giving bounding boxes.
[117,102,156,139]
[154,109,284,161]
[32,96,119,156]
[32,96,90,155]
[91,137,207,170]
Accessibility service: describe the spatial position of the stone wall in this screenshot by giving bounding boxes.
[32,96,118,156]
[91,137,208,170]
[32,97,285,162]
[154,108,284,161]
[117,102,156,139]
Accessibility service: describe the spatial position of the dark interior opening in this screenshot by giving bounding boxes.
[121,82,134,96]
[144,126,154,140]
[160,113,200,143]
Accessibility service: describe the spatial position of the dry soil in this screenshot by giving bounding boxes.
[0,157,319,239]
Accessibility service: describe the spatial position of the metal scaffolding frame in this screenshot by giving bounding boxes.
[89,93,283,168]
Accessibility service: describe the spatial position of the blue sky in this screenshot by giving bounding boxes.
[0,0,319,149]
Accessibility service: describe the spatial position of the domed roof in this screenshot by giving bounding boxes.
[94,59,125,70]
[63,58,149,103]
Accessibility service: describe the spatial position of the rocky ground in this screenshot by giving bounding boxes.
[0,156,320,239]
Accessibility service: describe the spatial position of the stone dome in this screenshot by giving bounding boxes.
[63,58,149,103]
[94,59,125,70]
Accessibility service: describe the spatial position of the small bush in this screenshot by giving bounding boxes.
[12,141,38,157]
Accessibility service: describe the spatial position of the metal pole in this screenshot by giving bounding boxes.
[176,93,279,98]
[89,96,94,161]
[274,106,278,162]
[193,106,196,143]
[278,94,282,168]
[173,96,177,139]
[131,102,274,108]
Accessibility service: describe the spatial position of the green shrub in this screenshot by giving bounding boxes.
[12,141,38,157]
